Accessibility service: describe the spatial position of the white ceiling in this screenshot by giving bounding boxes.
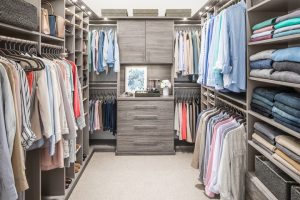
[82,0,207,17]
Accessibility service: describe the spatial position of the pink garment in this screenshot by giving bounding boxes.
[250,34,273,42]
[204,118,233,198]
[40,140,64,171]
[253,25,274,34]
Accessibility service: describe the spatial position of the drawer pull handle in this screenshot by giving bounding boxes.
[134,105,157,109]
[134,125,158,130]
[134,115,158,120]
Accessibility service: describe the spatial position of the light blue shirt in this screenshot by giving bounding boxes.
[107,29,115,67]
[272,47,300,63]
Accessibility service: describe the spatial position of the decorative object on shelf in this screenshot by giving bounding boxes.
[42,1,56,37]
[0,0,38,31]
[125,66,147,93]
[161,80,171,96]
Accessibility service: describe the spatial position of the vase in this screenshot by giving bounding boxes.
[163,87,169,96]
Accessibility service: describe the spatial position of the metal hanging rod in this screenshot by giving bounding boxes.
[41,43,63,49]
[217,0,238,13]
[216,96,247,113]
[174,24,202,27]
[90,24,117,27]
[0,35,38,45]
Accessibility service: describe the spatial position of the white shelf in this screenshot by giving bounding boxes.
[41,34,65,43]
[248,0,288,12]
[248,110,300,139]
[248,140,300,183]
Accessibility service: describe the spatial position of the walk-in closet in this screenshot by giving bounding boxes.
[1,0,300,199]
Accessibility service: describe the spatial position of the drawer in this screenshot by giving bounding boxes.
[117,119,173,136]
[117,135,174,153]
[117,100,174,120]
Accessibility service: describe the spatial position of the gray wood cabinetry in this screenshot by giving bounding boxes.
[146,20,173,64]
[118,20,146,63]
[118,20,174,64]
[116,99,175,155]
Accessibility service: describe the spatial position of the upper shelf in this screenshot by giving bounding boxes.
[0,22,39,36]
[215,91,247,106]
[248,33,300,46]
[248,0,300,12]
[249,77,300,89]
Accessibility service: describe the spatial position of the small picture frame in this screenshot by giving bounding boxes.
[125,66,147,93]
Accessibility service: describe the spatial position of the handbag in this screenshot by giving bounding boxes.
[41,8,50,34]
[42,1,56,37]
[56,16,65,38]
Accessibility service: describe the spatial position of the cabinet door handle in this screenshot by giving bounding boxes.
[134,125,158,130]
[134,115,158,120]
[134,105,157,109]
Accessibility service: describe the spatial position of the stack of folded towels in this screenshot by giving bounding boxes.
[273,93,300,133]
[251,9,300,42]
[252,122,284,154]
[251,122,300,175]
[274,135,300,176]
[250,47,300,84]
[250,87,282,118]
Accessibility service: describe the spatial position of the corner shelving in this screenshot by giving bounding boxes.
[246,0,300,198]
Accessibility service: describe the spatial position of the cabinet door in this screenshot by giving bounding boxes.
[118,20,146,64]
[146,20,174,64]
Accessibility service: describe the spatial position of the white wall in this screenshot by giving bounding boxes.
[82,0,207,17]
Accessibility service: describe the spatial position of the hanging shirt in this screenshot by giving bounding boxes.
[174,32,179,77]
[107,29,115,67]
[114,31,120,72]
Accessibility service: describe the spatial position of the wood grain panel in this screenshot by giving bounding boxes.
[117,135,174,152]
[146,20,174,63]
[118,20,146,63]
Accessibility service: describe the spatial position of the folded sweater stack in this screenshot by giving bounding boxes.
[274,135,300,176]
[251,122,300,175]
[251,9,300,42]
[250,47,300,84]
[273,93,300,133]
[251,87,282,118]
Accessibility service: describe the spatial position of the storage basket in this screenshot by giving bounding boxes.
[0,0,38,31]
[255,155,297,200]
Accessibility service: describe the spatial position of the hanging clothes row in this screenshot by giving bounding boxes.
[88,29,120,74]
[198,1,247,93]
[89,91,117,135]
[191,106,246,200]
[174,89,201,143]
[0,44,85,199]
[174,29,201,78]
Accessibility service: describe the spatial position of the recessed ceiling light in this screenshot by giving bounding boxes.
[199,12,203,15]
[104,17,108,21]
[205,6,210,10]
[72,0,77,2]
[87,11,92,15]
[183,17,187,21]
[81,5,86,9]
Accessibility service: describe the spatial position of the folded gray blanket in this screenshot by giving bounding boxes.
[273,61,300,75]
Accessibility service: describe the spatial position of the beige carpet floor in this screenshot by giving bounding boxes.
[69,152,216,200]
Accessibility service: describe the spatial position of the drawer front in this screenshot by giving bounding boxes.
[117,119,173,136]
[118,100,174,119]
[117,135,174,153]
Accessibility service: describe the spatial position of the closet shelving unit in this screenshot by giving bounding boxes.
[88,22,118,143]
[0,0,91,199]
[246,0,300,198]
[200,85,215,111]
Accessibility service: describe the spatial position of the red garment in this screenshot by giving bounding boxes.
[68,61,81,118]
[250,34,273,42]
[26,72,34,94]
[181,102,187,140]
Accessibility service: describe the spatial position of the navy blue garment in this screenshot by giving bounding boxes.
[274,117,300,133]
[250,59,273,70]
[274,101,300,118]
[254,87,284,102]
[49,15,56,37]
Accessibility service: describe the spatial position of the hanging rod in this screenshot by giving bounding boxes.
[0,35,38,45]
[90,24,117,27]
[41,43,63,49]
[217,0,238,13]
[174,24,202,27]
[216,96,247,113]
